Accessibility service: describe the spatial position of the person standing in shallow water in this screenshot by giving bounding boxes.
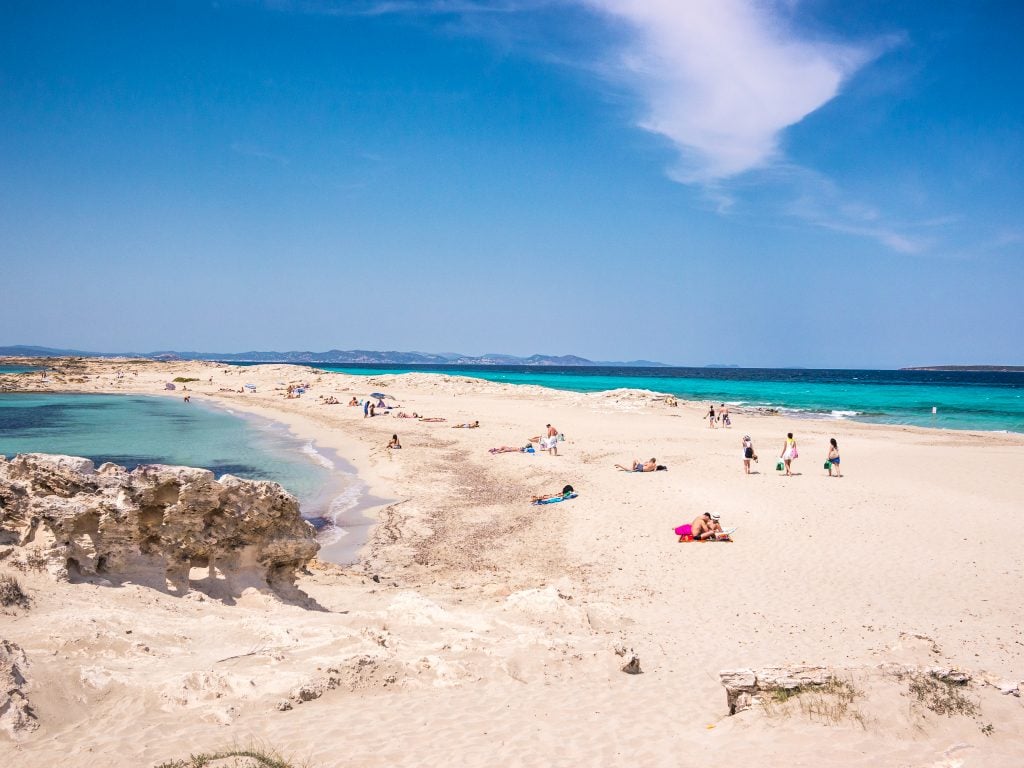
[779,432,798,476]
[826,438,841,477]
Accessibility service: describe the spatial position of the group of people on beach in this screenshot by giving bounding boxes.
[739,431,841,477]
[706,403,731,428]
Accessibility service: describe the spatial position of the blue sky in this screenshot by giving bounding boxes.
[1,0,1021,367]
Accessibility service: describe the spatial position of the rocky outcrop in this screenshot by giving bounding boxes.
[0,639,36,737]
[0,454,318,599]
[719,665,836,714]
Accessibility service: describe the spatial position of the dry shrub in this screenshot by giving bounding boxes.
[0,572,30,609]
[906,672,978,717]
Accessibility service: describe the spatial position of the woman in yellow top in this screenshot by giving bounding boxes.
[779,432,798,476]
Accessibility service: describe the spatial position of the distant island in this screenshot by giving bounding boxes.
[0,345,672,368]
[902,365,1024,372]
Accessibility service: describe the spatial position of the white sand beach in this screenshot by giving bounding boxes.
[2,358,1023,767]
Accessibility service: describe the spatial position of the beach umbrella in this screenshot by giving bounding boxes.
[370,392,392,399]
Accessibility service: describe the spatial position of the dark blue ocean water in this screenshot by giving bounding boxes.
[292,364,1024,433]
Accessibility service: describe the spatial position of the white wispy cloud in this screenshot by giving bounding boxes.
[580,0,876,182]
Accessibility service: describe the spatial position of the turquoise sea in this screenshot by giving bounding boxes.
[0,394,362,537]
[306,365,1024,434]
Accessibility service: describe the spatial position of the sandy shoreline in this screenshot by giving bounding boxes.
[2,357,1023,766]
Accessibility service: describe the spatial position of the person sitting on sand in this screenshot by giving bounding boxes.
[452,420,480,429]
[677,512,724,541]
[615,458,657,472]
[348,397,359,406]
[531,484,575,503]
[387,434,401,450]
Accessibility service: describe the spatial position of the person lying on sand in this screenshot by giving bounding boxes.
[452,420,480,428]
[489,444,534,454]
[616,458,657,472]
[419,417,446,422]
[395,412,420,419]
[531,484,575,503]
[676,512,725,541]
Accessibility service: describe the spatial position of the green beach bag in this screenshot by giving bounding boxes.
[824,460,832,470]
[775,460,785,472]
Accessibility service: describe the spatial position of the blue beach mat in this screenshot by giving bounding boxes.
[532,492,578,506]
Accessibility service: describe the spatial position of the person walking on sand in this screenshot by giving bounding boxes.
[826,438,841,477]
[742,435,757,474]
[779,432,798,476]
[707,404,716,428]
[720,403,731,428]
[363,399,370,418]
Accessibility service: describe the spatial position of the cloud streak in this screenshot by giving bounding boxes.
[580,0,875,182]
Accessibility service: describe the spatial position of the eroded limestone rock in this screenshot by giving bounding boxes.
[0,453,319,599]
[0,639,37,737]
[719,665,834,714]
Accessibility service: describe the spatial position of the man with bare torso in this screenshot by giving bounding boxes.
[680,512,723,540]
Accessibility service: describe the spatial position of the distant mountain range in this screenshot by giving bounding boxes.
[0,345,671,368]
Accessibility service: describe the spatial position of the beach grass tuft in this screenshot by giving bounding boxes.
[154,744,310,768]
[0,571,30,609]
[173,377,200,383]
[761,679,865,728]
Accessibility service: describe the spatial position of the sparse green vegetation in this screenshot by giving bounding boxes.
[155,748,295,768]
[0,572,30,609]
[173,377,200,383]
[761,679,865,728]
[906,672,978,717]
[154,745,310,768]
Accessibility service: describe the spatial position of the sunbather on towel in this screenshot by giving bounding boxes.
[615,458,657,472]
[453,420,480,428]
[489,445,532,454]
[683,512,723,540]
[531,484,575,503]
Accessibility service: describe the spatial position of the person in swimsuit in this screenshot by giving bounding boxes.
[707,404,716,428]
[720,403,731,427]
[387,434,401,449]
[779,432,798,476]
[742,435,756,474]
[679,513,723,540]
[615,458,657,472]
[827,438,841,477]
